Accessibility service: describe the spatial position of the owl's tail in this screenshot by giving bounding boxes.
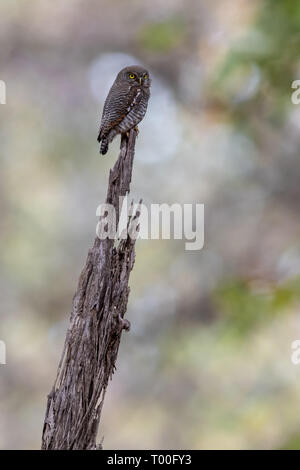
[99,129,118,155]
[97,130,108,155]
[99,138,108,155]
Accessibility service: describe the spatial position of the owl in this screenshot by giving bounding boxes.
[97,65,151,155]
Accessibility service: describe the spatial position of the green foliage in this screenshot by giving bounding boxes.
[280,432,300,450]
[214,0,300,128]
[214,278,300,337]
[139,18,186,53]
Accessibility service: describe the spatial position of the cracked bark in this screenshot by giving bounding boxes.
[41,129,139,450]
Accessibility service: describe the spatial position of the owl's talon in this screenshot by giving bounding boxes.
[134,126,139,135]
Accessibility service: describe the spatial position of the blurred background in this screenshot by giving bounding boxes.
[1,0,300,450]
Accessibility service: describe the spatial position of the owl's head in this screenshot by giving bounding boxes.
[116,65,151,88]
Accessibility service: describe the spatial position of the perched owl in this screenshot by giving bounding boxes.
[97,65,151,155]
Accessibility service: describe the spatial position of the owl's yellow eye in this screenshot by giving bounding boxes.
[144,74,148,79]
[129,73,135,79]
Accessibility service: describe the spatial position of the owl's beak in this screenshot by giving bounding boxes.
[139,77,142,85]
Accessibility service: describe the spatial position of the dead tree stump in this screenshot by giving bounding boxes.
[42,129,139,450]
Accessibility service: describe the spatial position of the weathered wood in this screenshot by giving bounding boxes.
[42,130,138,450]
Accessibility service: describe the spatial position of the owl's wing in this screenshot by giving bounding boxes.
[97,83,141,142]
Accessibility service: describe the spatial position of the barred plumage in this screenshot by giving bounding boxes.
[97,66,151,155]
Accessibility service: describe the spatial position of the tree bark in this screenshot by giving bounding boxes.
[42,129,139,450]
